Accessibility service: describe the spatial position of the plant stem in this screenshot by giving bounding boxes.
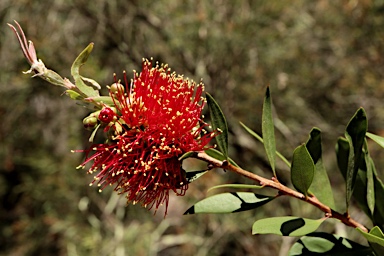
[195,151,368,233]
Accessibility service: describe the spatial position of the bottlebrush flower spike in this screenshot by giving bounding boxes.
[77,59,216,215]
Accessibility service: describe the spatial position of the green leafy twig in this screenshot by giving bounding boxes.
[8,21,104,108]
[8,21,76,90]
[194,151,368,233]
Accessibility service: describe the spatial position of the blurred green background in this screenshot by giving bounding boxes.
[1,0,384,255]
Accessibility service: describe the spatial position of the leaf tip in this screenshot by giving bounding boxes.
[183,206,195,215]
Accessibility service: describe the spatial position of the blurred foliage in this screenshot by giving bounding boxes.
[1,0,384,255]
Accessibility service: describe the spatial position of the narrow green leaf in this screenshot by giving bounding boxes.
[252,217,325,236]
[373,169,384,226]
[366,132,384,148]
[185,170,208,183]
[367,227,384,255]
[184,192,275,214]
[86,96,115,106]
[365,143,375,215]
[206,93,228,159]
[239,121,291,168]
[357,226,384,247]
[305,128,322,164]
[291,144,315,196]
[368,171,384,248]
[370,226,384,239]
[44,69,67,87]
[311,158,335,209]
[178,151,195,161]
[342,162,372,220]
[262,86,276,176]
[306,128,335,209]
[207,184,264,192]
[345,108,367,210]
[205,148,239,167]
[370,242,384,256]
[66,90,84,101]
[336,137,350,180]
[71,43,99,97]
[81,76,101,90]
[337,137,384,223]
[88,123,101,142]
[240,121,263,141]
[288,232,374,256]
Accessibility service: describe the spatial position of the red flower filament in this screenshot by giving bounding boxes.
[78,59,215,214]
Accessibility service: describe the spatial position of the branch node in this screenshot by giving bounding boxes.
[271,177,280,183]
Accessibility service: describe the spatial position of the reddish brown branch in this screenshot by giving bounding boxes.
[195,151,368,233]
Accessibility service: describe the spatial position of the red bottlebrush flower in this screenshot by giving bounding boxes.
[78,59,216,215]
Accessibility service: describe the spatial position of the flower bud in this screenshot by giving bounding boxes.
[90,110,101,118]
[83,115,99,130]
[98,107,116,123]
[109,82,125,95]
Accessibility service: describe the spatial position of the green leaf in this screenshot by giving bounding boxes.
[370,242,384,256]
[336,137,350,180]
[262,86,277,176]
[345,108,367,210]
[366,132,384,148]
[370,226,384,239]
[81,76,101,90]
[306,128,335,209]
[252,217,325,236]
[184,192,275,214]
[178,151,195,161]
[206,93,228,159]
[357,226,384,247]
[185,170,208,183]
[66,90,84,101]
[311,158,335,209]
[239,121,291,168]
[205,148,239,167]
[71,43,99,97]
[337,137,384,224]
[291,144,315,196]
[367,226,384,255]
[207,184,264,192]
[86,96,115,106]
[373,169,384,227]
[342,161,372,220]
[336,137,362,214]
[43,69,67,87]
[305,128,322,164]
[365,144,375,215]
[88,123,101,142]
[288,232,374,256]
